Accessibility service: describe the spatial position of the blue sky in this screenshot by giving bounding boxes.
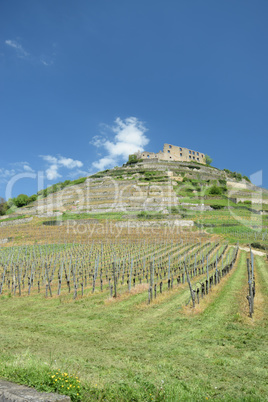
[0,0,267,198]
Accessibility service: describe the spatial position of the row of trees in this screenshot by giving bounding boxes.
[0,178,87,216]
[0,194,38,215]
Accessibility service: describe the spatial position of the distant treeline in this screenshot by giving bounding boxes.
[0,177,87,215]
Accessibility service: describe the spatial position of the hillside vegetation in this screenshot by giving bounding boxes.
[1,160,267,249]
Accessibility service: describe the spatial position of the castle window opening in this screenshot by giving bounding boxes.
[193,157,195,160]
[189,150,191,154]
[168,150,170,153]
[189,156,191,159]
[197,157,199,161]
[193,151,195,155]
[169,145,172,148]
[180,148,182,151]
[197,152,199,156]
[147,155,150,158]
[180,153,182,156]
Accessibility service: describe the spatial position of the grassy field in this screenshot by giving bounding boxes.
[0,250,267,401]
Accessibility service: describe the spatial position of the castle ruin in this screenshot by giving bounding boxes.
[134,143,206,164]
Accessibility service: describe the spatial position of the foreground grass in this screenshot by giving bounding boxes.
[0,251,267,401]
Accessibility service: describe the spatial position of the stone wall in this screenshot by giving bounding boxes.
[0,217,33,227]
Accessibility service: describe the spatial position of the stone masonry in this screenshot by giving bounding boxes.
[135,143,206,164]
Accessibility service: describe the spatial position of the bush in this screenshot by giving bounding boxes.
[210,204,224,210]
[137,211,163,219]
[0,197,8,215]
[28,194,38,203]
[205,154,213,165]
[208,185,222,195]
[137,211,147,218]
[243,175,251,182]
[239,200,252,206]
[13,194,30,207]
[170,206,179,214]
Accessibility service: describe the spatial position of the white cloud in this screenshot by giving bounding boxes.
[40,57,54,67]
[46,164,62,181]
[0,162,34,186]
[39,155,84,180]
[0,168,16,179]
[58,157,83,169]
[40,155,58,164]
[5,39,55,66]
[91,117,149,170]
[92,157,117,171]
[5,39,29,57]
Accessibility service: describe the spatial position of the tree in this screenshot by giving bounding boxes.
[28,194,38,203]
[13,194,30,207]
[128,154,138,164]
[205,154,213,165]
[0,197,8,216]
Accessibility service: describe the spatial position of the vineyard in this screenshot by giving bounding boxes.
[0,234,239,304]
[0,221,267,401]
[0,223,241,303]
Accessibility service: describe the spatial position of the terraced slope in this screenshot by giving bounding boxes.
[14,160,261,217]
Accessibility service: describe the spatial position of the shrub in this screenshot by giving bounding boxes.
[208,185,222,195]
[137,211,147,218]
[210,204,224,210]
[239,200,252,205]
[28,194,38,203]
[13,194,30,207]
[170,206,179,214]
[205,154,213,165]
[243,175,251,182]
[0,197,8,215]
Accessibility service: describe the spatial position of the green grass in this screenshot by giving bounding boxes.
[0,214,27,222]
[0,251,267,401]
[60,212,136,221]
